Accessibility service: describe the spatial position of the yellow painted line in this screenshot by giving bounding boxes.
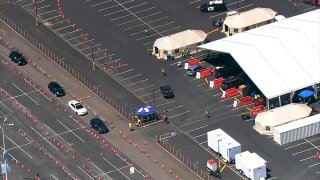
[206,28,219,35]
[79,95,91,100]
[204,78,208,84]
[233,97,240,102]
[246,107,253,112]
[219,87,223,93]
[219,164,227,173]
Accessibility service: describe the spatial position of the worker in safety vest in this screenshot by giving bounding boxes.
[128,122,133,131]
[161,68,166,76]
[181,49,185,57]
[205,109,209,118]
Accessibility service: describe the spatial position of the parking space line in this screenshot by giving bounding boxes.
[145,96,162,103]
[197,83,207,86]
[66,34,88,41]
[43,14,61,22]
[103,157,131,180]
[162,105,183,112]
[305,138,320,150]
[89,161,105,175]
[143,41,154,46]
[43,123,71,146]
[126,79,148,86]
[168,111,190,119]
[60,29,82,36]
[31,127,60,151]
[284,137,320,150]
[193,133,206,139]
[77,165,94,180]
[156,100,176,107]
[5,135,33,159]
[98,0,134,11]
[140,89,160,97]
[80,44,101,51]
[23,79,51,101]
[309,162,320,168]
[120,74,141,81]
[50,174,59,180]
[292,146,320,155]
[51,19,68,26]
[136,26,181,40]
[117,12,161,26]
[12,83,39,106]
[185,125,208,133]
[132,84,155,92]
[90,0,112,7]
[199,141,207,145]
[300,155,316,161]
[104,2,149,16]
[226,0,246,6]
[113,69,134,76]
[73,39,94,46]
[95,165,129,177]
[189,0,201,4]
[0,101,13,113]
[210,4,253,18]
[37,4,50,10]
[38,9,57,16]
[123,23,145,31]
[111,7,155,21]
[85,48,108,56]
[110,63,128,70]
[56,119,85,143]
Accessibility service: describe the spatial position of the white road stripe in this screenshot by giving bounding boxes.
[162,105,183,112]
[210,4,253,18]
[110,63,128,70]
[292,146,320,155]
[189,0,201,4]
[168,111,190,119]
[43,123,71,146]
[120,74,141,81]
[73,39,94,46]
[95,165,129,177]
[185,125,208,133]
[133,84,155,92]
[193,133,206,139]
[104,2,149,16]
[156,100,176,107]
[98,0,134,11]
[305,138,320,150]
[60,29,82,36]
[77,165,94,180]
[103,157,131,180]
[116,12,161,26]
[38,9,57,16]
[31,127,60,151]
[113,69,134,76]
[56,119,85,143]
[126,79,148,86]
[300,155,316,161]
[37,4,50,10]
[5,135,33,159]
[80,44,101,51]
[284,137,320,150]
[66,34,87,41]
[50,174,60,180]
[140,90,160,97]
[136,26,181,40]
[90,0,112,7]
[51,19,68,26]
[199,141,207,145]
[0,102,13,113]
[111,7,155,21]
[179,118,203,127]
[309,162,320,168]
[145,96,162,103]
[42,14,61,22]
[12,83,39,106]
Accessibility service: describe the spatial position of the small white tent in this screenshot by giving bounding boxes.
[254,103,312,134]
[153,29,207,59]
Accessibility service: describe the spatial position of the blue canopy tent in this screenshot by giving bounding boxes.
[134,105,155,117]
[298,89,314,98]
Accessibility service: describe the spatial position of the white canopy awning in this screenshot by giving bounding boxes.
[199,9,320,99]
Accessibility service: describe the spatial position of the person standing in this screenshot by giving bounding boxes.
[144,28,150,37]
[128,122,133,132]
[205,109,209,118]
[161,68,166,76]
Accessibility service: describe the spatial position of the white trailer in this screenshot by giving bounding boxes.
[219,136,241,162]
[273,114,320,145]
[207,129,241,162]
[235,151,267,180]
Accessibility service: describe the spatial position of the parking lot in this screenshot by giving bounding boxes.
[6,0,320,179]
[0,51,148,179]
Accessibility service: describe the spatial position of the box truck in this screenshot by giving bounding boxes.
[235,151,267,180]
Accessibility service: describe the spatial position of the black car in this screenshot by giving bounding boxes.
[160,86,174,98]
[221,76,244,91]
[48,81,66,97]
[9,51,27,66]
[214,66,242,79]
[90,118,109,134]
[200,0,227,13]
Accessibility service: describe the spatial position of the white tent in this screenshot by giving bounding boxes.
[153,29,207,59]
[199,9,320,107]
[254,103,312,133]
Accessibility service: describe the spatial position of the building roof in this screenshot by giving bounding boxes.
[224,8,277,28]
[154,29,207,51]
[255,103,312,127]
[274,113,320,133]
[199,9,320,99]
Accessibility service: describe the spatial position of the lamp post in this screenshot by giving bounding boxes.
[91,41,95,70]
[1,118,14,180]
[217,139,222,168]
[34,0,39,26]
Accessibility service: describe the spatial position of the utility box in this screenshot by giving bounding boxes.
[207,128,241,162]
[235,151,267,180]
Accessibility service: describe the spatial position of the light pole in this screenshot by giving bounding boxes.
[218,139,222,169]
[91,41,95,70]
[34,0,39,26]
[1,118,14,180]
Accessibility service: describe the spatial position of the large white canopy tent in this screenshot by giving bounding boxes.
[199,9,320,109]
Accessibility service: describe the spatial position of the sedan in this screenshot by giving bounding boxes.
[160,85,174,98]
[9,51,27,66]
[186,65,204,76]
[90,118,109,134]
[68,100,87,116]
[48,81,65,97]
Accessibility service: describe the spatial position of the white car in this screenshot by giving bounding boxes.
[68,100,87,116]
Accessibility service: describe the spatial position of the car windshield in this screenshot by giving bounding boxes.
[75,104,84,109]
[188,66,201,71]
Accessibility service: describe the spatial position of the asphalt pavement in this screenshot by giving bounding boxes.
[1,1,319,180]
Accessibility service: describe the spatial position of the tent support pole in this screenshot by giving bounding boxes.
[279,96,281,107]
[267,99,270,110]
